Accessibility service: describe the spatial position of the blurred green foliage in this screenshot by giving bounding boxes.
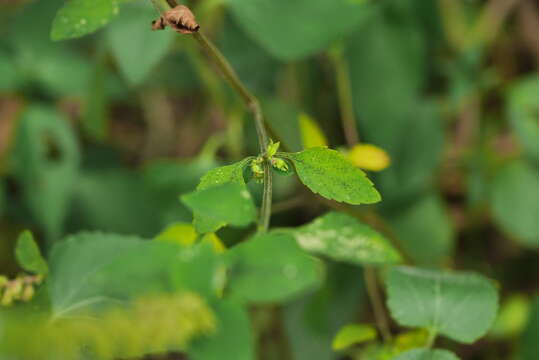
[0,0,538,359]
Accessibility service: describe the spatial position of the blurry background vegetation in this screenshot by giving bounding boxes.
[0,0,539,359]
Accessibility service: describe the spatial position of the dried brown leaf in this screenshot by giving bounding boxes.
[152,5,200,34]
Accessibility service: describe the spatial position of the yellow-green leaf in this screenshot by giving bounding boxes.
[155,223,198,247]
[299,113,328,149]
[332,324,377,351]
[347,144,391,171]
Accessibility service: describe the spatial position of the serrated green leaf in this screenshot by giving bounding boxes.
[385,266,499,344]
[226,232,322,304]
[521,296,539,360]
[192,157,253,233]
[283,147,381,205]
[227,0,372,60]
[507,76,539,163]
[290,212,401,265]
[51,0,120,41]
[332,324,377,351]
[182,183,257,230]
[490,161,539,247]
[106,2,175,85]
[15,231,49,275]
[393,349,460,360]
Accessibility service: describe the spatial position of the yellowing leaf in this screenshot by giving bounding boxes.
[332,324,377,351]
[155,223,198,247]
[201,233,227,253]
[299,113,328,149]
[394,329,429,352]
[348,144,391,171]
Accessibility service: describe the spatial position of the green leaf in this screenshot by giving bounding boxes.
[106,2,175,85]
[332,324,377,351]
[388,194,454,266]
[385,266,499,343]
[227,0,372,60]
[507,76,539,163]
[11,105,80,241]
[192,158,253,233]
[263,99,303,152]
[521,296,539,360]
[393,349,460,360]
[490,161,539,247]
[290,212,401,265]
[51,0,120,41]
[15,231,49,275]
[490,294,531,338]
[182,183,257,230]
[48,233,223,318]
[226,232,322,304]
[283,147,381,205]
[189,301,255,360]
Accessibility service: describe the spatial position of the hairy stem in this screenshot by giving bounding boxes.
[150,0,272,232]
[364,267,392,342]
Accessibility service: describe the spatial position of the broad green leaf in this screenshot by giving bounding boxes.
[226,0,372,60]
[388,194,454,266]
[226,232,322,304]
[48,233,223,317]
[190,301,254,360]
[332,324,376,351]
[0,52,20,91]
[48,232,147,316]
[347,144,391,172]
[106,2,175,85]
[386,266,499,343]
[299,113,328,149]
[182,183,257,230]
[11,105,80,242]
[290,212,401,265]
[521,296,539,360]
[192,157,253,233]
[394,349,459,360]
[507,76,539,163]
[15,231,48,275]
[490,161,539,247]
[283,147,381,205]
[51,0,120,41]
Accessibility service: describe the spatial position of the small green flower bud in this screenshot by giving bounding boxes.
[271,157,289,172]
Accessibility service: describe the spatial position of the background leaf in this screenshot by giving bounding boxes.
[394,348,460,360]
[284,147,381,205]
[15,231,48,275]
[290,211,401,265]
[226,232,322,304]
[226,0,372,60]
[490,161,539,247]
[106,2,175,85]
[332,323,377,351]
[51,0,119,41]
[521,296,539,360]
[386,266,499,343]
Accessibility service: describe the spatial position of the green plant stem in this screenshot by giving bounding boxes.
[330,46,359,146]
[364,267,392,343]
[150,0,272,233]
[191,32,272,232]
